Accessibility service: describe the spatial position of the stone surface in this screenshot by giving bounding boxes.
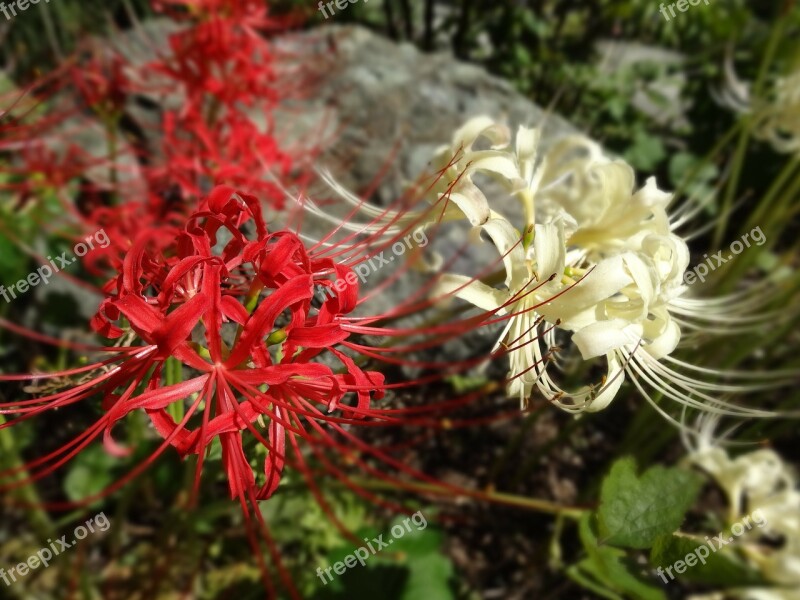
[271,24,583,203]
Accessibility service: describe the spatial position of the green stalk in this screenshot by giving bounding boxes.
[0,415,53,539]
[717,158,800,292]
[166,356,185,423]
[673,121,742,203]
[714,122,752,249]
[713,16,787,247]
[350,477,585,517]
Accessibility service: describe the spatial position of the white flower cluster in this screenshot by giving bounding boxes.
[689,438,800,599]
[431,117,779,417]
[716,61,800,156]
[431,117,693,411]
[757,71,800,155]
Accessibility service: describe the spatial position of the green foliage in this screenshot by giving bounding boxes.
[623,129,667,173]
[567,513,666,600]
[317,515,454,600]
[445,373,488,393]
[649,533,766,587]
[668,151,719,211]
[0,229,28,287]
[568,457,774,598]
[2,3,799,599]
[343,0,798,190]
[63,444,119,502]
[597,457,703,549]
[257,474,457,598]
[0,0,153,77]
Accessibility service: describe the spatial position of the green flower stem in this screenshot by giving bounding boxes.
[0,415,53,539]
[549,513,566,570]
[743,157,800,232]
[714,123,752,249]
[350,477,585,518]
[713,16,787,248]
[714,157,799,295]
[673,121,742,202]
[166,356,185,423]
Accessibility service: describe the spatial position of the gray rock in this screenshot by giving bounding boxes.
[271,24,583,204]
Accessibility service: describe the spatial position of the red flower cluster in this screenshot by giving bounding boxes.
[145,0,295,203]
[2,187,385,504]
[0,0,297,258]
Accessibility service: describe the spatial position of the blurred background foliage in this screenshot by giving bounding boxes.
[1,0,799,598]
[5,0,797,220]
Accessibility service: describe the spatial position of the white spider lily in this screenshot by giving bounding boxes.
[715,58,800,155]
[433,217,634,411]
[430,116,543,233]
[430,117,789,417]
[684,417,800,599]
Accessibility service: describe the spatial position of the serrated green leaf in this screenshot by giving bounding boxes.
[597,457,703,549]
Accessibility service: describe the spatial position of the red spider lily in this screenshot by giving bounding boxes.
[150,3,282,109]
[1,0,299,216]
[70,51,131,121]
[0,4,539,595]
[147,104,291,205]
[1,186,385,504]
[140,0,297,205]
[79,199,185,278]
[0,143,94,209]
[0,61,127,206]
[0,80,146,242]
[0,183,498,597]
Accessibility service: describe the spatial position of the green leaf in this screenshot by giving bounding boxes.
[521,11,551,38]
[400,553,453,600]
[64,445,117,502]
[668,152,719,209]
[568,513,667,600]
[623,130,666,172]
[649,534,767,587]
[514,45,533,67]
[319,516,455,600]
[597,457,703,549]
[606,97,627,121]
